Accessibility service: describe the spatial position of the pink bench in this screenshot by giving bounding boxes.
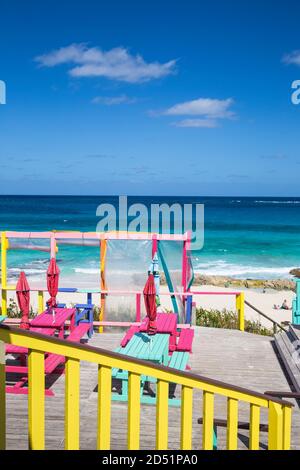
[6,322,92,395]
[44,322,91,374]
[176,328,194,352]
[6,327,56,355]
[121,325,140,347]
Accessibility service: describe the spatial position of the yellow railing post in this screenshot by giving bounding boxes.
[65,357,80,450]
[249,404,260,450]
[128,372,141,450]
[1,232,8,316]
[180,385,193,450]
[28,350,45,450]
[282,405,292,450]
[227,397,238,450]
[156,379,169,450]
[268,401,283,450]
[38,291,44,314]
[202,391,214,450]
[97,365,112,450]
[236,292,245,332]
[0,339,5,450]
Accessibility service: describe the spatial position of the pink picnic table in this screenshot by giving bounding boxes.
[139,312,177,334]
[30,307,76,338]
[121,313,194,352]
[136,313,178,351]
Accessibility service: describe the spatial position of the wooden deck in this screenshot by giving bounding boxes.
[5,326,300,450]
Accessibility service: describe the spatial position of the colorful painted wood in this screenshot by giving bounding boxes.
[5,322,92,395]
[139,313,178,351]
[44,322,92,375]
[74,303,94,338]
[293,279,300,325]
[112,332,170,404]
[140,313,177,335]
[120,325,140,347]
[30,308,76,338]
[112,333,192,406]
[5,327,56,356]
[176,328,194,352]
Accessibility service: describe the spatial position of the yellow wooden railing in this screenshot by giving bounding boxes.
[0,324,293,451]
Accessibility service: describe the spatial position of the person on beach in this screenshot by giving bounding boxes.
[273,299,290,310]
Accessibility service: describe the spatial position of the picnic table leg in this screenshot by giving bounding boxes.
[20,354,27,367]
[122,377,128,401]
[88,308,93,338]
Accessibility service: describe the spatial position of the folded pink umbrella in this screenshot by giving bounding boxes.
[143,273,157,335]
[16,271,30,330]
[47,258,60,309]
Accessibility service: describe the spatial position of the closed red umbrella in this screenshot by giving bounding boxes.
[16,271,30,330]
[143,273,157,335]
[47,258,60,309]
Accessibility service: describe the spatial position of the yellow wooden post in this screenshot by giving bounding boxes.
[38,290,44,314]
[227,397,238,450]
[28,350,45,450]
[156,379,169,450]
[268,401,283,450]
[97,365,112,450]
[180,385,193,450]
[202,391,214,450]
[236,292,245,332]
[65,357,80,450]
[282,405,292,450]
[249,404,260,450]
[0,339,5,450]
[128,372,140,450]
[1,232,7,316]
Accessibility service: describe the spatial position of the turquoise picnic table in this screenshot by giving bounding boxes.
[112,332,190,406]
[112,332,170,405]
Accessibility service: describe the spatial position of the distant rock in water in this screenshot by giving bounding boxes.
[290,268,300,278]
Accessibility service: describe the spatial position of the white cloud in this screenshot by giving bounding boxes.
[91,94,136,105]
[156,97,235,128]
[172,118,218,128]
[282,50,300,66]
[163,97,234,118]
[35,43,177,83]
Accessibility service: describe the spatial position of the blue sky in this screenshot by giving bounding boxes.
[1,0,300,196]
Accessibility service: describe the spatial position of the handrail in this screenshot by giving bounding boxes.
[245,300,288,333]
[0,324,292,407]
[0,323,293,450]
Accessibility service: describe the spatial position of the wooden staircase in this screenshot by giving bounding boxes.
[274,324,300,394]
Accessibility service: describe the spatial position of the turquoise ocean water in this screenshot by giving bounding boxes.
[0,195,300,283]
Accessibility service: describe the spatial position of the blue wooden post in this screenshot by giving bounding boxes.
[185,295,193,324]
[292,279,300,325]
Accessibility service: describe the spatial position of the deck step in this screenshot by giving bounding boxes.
[289,324,300,342]
[274,331,300,393]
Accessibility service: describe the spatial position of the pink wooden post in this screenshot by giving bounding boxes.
[50,233,56,259]
[152,234,158,257]
[136,293,141,322]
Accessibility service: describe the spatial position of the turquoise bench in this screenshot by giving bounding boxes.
[0,316,6,324]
